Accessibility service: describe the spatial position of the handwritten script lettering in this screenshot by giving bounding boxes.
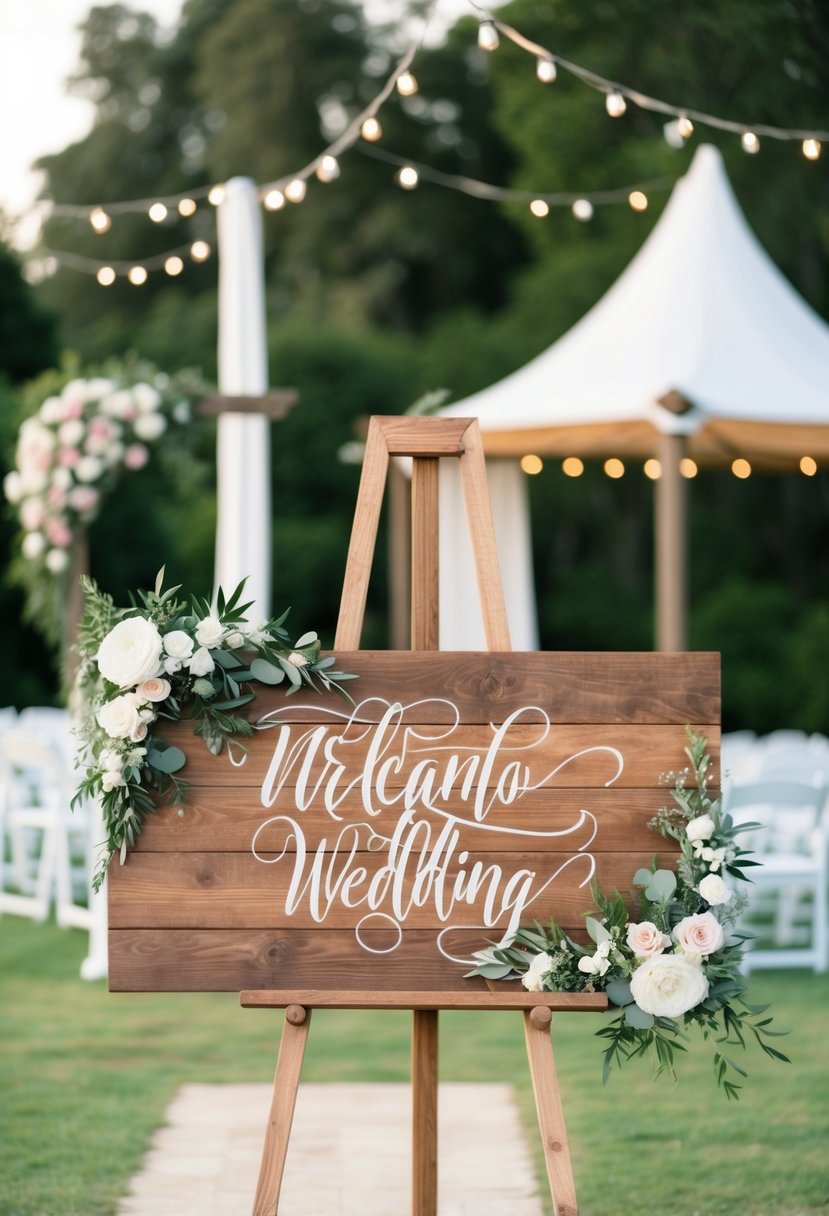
[248,698,624,963]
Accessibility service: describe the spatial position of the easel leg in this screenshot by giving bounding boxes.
[412,1008,438,1216]
[523,1007,579,1216]
[252,1005,311,1216]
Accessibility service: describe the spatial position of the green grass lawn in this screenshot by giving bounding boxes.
[1,917,827,1216]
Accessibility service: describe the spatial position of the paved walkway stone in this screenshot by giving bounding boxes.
[116,1082,545,1215]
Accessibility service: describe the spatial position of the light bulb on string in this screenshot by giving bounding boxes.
[361,116,382,142]
[529,198,549,218]
[263,189,286,211]
[741,131,760,154]
[604,457,625,478]
[89,207,111,233]
[477,21,499,51]
[178,197,197,217]
[643,458,662,480]
[127,266,148,285]
[164,256,184,276]
[190,239,211,262]
[148,202,168,223]
[802,138,821,161]
[562,457,584,477]
[207,183,226,206]
[605,91,627,117]
[679,458,698,479]
[628,190,648,212]
[732,458,752,478]
[315,155,340,183]
[396,165,419,190]
[572,198,594,222]
[536,57,557,83]
[396,71,418,96]
[520,454,543,475]
[285,178,307,203]
[800,456,817,476]
[96,266,116,286]
[677,114,694,139]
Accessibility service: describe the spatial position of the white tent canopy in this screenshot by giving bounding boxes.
[437,144,829,651]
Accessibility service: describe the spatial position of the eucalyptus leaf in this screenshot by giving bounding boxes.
[624,1004,655,1029]
[633,867,654,887]
[294,631,318,647]
[147,745,187,774]
[644,869,677,901]
[606,979,634,1007]
[250,658,286,685]
[585,916,610,945]
[466,962,515,980]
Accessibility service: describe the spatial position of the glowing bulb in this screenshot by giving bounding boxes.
[529,198,549,218]
[361,116,382,142]
[562,457,584,477]
[536,57,557,84]
[643,458,662,480]
[263,189,286,210]
[96,266,116,286]
[208,183,226,206]
[520,454,543,475]
[572,198,594,222]
[732,458,752,478]
[397,71,418,96]
[604,458,625,478]
[285,178,307,203]
[628,190,648,212]
[677,114,694,139]
[190,239,211,262]
[679,458,698,479]
[605,91,627,118]
[316,155,340,182]
[127,266,148,285]
[89,207,111,233]
[800,456,817,476]
[178,197,197,217]
[802,138,821,161]
[741,131,760,154]
[148,202,168,223]
[396,165,419,190]
[164,255,184,276]
[478,21,499,51]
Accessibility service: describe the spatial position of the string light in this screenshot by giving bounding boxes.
[396,165,420,190]
[571,198,594,221]
[741,131,760,154]
[96,266,116,286]
[536,57,557,84]
[732,458,752,478]
[628,190,648,212]
[396,70,418,96]
[361,116,383,142]
[802,138,821,161]
[677,115,694,139]
[164,255,184,276]
[529,198,549,217]
[89,207,111,233]
[562,457,584,477]
[284,178,307,203]
[33,240,213,283]
[315,155,340,182]
[605,91,627,118]
[177,197,197,217]
[604,458,625,478]
[520,454,543,474]
[190,240,211,262]
[148,202,168,223]
[207,184,226,206]
[263,188,286,210]
[679,457,698,478]
[127,266,148,285]
[800,456,817,475]
[643,458,662,479]
[478,20,500,51]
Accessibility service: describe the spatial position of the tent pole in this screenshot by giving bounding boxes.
[655,433,688,652]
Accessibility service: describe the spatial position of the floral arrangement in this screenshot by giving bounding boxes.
[467,733,789,1097]
[3,360,205,649]
[72,570,355,891]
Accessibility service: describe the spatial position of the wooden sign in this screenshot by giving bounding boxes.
[108,649,719,994]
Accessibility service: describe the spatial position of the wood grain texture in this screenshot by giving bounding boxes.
[524,1012,578,1216]
[251,1006,310,1216]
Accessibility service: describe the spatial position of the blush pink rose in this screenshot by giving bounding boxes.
[124,443,149,470]
[626,921,671,958]
[58,447,81,467]
[135,677,171,703]
[673,911,725,957]
[45,518,73,547]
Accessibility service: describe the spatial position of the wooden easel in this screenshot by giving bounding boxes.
[242,416,604,1216]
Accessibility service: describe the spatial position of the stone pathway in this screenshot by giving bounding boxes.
[116,1082,545,1215]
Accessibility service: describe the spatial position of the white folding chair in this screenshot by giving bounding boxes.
[725,778,828,972]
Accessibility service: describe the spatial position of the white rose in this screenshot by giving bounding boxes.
[188,646,215,676]
[133,412,167,441]
[686,813,716,843]
[629,955,709,1018]
[698,873,732,906]
[39,396,64,424]
[76,455,103,483]
[101,768,127,792]
[577,947,611,977]
[195,616,224,648]
[99,749,125,773]
[45,548,70,573]
[22,531,46,559]
[96,693,145,740]
[84,377,116,400]
[132,383,162,413]
[51,466,73,490]
[673,911,725,958]
[224,631,245,649]
[135,677,171,703]
[3,471,24,504]
[521,951,553,993]
[97,617,164,688]
[626,921,671,958]
[58,419,85,446]
[162,629,194,659]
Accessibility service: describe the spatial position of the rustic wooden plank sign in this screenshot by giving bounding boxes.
[109,649,719,993]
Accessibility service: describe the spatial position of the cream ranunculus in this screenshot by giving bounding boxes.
[188,646,215,676]
[673,911,725,958]
[136,677,171,703]
[163,630,194,659]
[629,954,709,1018]
[685,813,716,843]
[698,873,732,906]
[195,615,224,648]
[97,617,164,688]
[521,951,553,993]
[626,921,671,958]
[97,693,145,740]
